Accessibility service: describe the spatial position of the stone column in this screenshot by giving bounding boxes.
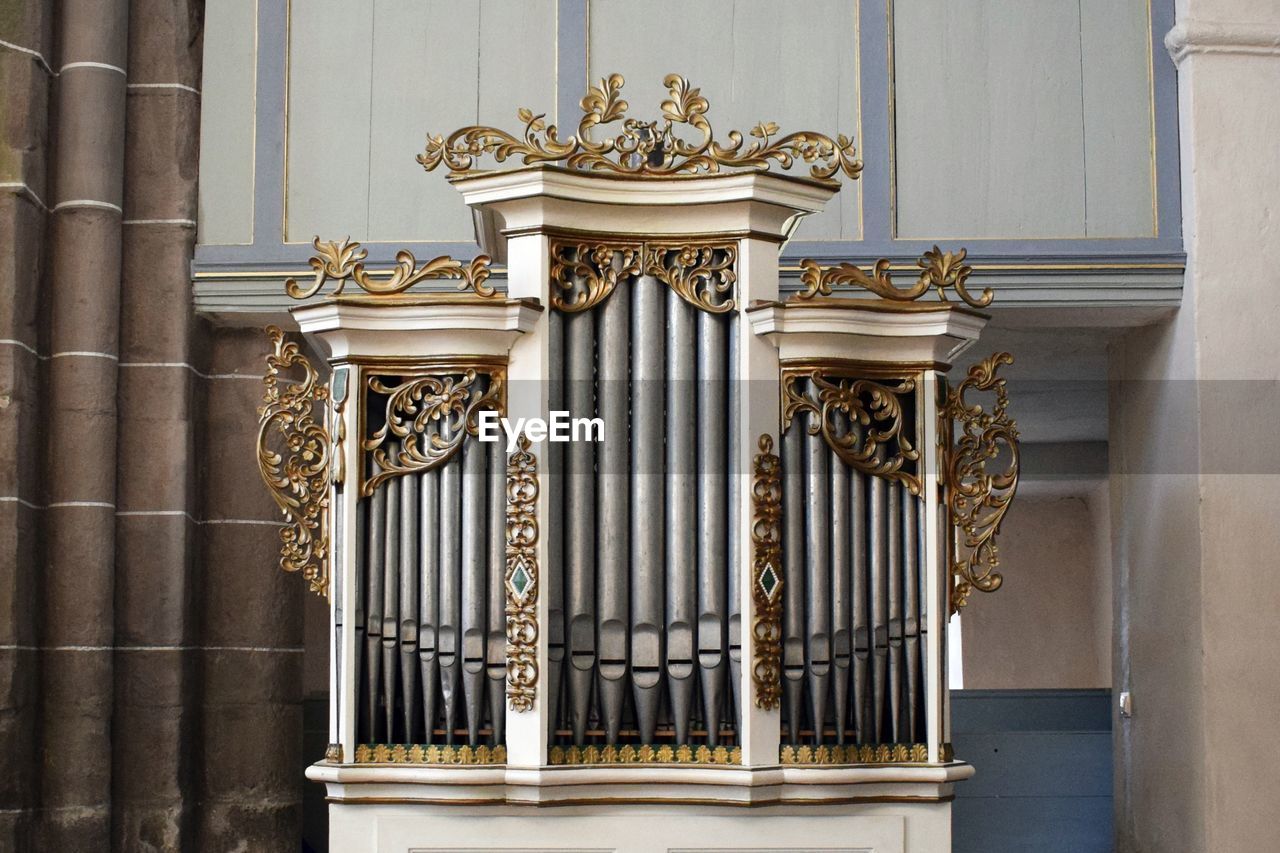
[40,0,130,848]
[0,3,53,849]
[1112,4,1280,851]
[111,0,203,848]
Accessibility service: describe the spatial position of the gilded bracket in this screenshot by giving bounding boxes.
[257,326,332,597]
[942,353,1021,610]
[284,237,497,300]
[751,435,784,711]
[550,237,737,314]
[361,367,505,498]
[421,73,861,181]
[795,246,992,308]
[505,434,539,711]
[781,366,922,495]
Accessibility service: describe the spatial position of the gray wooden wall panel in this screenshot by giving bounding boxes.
[892,0,1087,239]
[197,0,258,245]
[285,0,556,245]
[587,0,863,240]
[285,0,376,243]
[1080,0,1156,237]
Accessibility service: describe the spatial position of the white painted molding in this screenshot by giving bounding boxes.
[1166,20,1280,65]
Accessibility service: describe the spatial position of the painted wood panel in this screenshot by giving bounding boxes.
[197,0,258,245]
[587,0,863,241]
[285,0,557,245]
[893,0,1155,240]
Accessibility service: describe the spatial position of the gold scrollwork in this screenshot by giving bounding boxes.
[752,434,784,711]
[506,434,539,712]
[353,744,507,765]
[779,743,930,765]
[284,237,496,300]
[361,369,505,497]
[647,242,737,314]
[548,744,742,766]
[324,743,343,763]
[781,367,922,495]
[795,246,993,309]
[257,326,331,597]
[550,240,643,312]
[420,73,861,181]
[549,237,737,314]
[942,353,1020,610]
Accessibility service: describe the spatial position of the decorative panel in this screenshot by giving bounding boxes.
[197,0,257,245]
[587,0,862,241]
[892,0,1156,239]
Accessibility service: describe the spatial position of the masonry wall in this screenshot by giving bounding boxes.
[0,3,304,850]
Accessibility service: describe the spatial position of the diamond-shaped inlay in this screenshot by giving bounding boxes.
[508,557,533,603]
[758,562,781,602]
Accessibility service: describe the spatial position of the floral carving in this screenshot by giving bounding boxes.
[752,435,784,710]
[795,245,993,308]
[284,237,495,300]
[505,434,539,712]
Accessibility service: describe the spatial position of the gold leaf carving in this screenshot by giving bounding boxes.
[420,73,861,181]
[752,434,784,710]
[795,245,992,308]
[942,353,1020,609]
[549,237,736,314]
[256,326,331,597]
[284,237,495,300]
[506,433,539,712]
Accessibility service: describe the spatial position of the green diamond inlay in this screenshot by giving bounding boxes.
[758,563,780,602]
[509,558,533,602]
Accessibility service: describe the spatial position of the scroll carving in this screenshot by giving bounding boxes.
[353,744,507,765]
[505,434,539,711]
[781,367,922,495]
[942,353,1021,609]
[549,237,736,314]
[780,743,930,765]
[795,245,993,309]
[548,744,741,766]
[361,368,505,497]
[751,434,784,711]
[257,326,331,597]
[284,237,496,300]
[421,73,862,181]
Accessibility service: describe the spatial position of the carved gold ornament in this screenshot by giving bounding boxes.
[361,368,505,497]
[548,744,742,766]
[779,743,930,765]
[942,353,1020,609]
[549,237,737,314]
[257,326,332,597]
[550,240,643,312]
[505,434,539,712]
[795,246,993,308]
[781,367,922,494]
[284,237,496,300]
[420,73,862,181]
[751,435,784,711]
[353,743,507,765]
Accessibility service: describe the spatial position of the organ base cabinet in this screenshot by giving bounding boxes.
[261,76,1018,853]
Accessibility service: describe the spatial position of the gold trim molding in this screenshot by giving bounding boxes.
[505,434,539,712]
[942,353,1020,609]
[284,237,496,300]
[548,744,742,766]
[353,744,507,765]
[751,435,784,711]
[361,367,506,498]
[780,744,930,765]
[257,326,331,597]
[550,237,737,314]
[420,73,861,181]
[781,367,922,495]
[795,246,992,308]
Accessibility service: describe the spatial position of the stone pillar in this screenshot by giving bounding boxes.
[40,0,130,847]
[1112,4,1280,851]
[0,3,53,850]
[111,0,203,848]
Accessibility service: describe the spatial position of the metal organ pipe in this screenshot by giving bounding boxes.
[365,483,386,742]
[487,438,507,745]
[804,404,832,743]
[829,426,853,745]
[438,419,462,743]
[696,310,728,747]
[869,474,890,744]
[851,469,870,744]
[781,407,806,744]
[630,272,666,743]
[398,465,420,742]
[596,279,631,745]
[419,461,440,743]
[666,288,698,744]
[461,395,490,745]
[565,305,597,744]
[546,311,566,741]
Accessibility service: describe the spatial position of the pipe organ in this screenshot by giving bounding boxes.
[259,74,1020,853]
